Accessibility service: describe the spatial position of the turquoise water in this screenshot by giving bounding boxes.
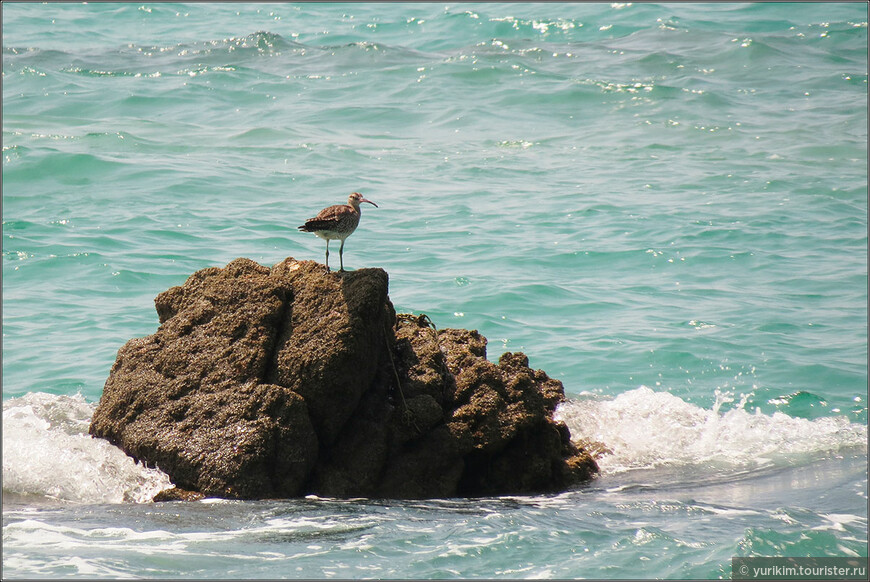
[3,2,867,578]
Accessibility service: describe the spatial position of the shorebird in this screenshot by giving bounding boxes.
[298,192,378,272]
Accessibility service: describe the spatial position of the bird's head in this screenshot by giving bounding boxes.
[348,192,378,209]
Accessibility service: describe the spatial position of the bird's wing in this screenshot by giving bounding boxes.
[298,204,349,231]
[312,204,348,222]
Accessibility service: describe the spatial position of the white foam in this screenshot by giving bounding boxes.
[812,512,867,532]
[556,386,867,475]
[2,392,172,503]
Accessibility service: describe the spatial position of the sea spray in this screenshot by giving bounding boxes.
[555,386,868,475]
[2,393,172,503]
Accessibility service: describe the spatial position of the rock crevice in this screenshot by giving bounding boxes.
[89,257,597,499]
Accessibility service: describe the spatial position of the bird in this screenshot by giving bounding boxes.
[298,192,378,272]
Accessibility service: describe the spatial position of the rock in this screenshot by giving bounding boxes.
[90,258,320,498]
[152,487,205,502]
[89,257,597,500]
[267,258,393,445]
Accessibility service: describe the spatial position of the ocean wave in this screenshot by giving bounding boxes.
[2,393,172,503]
[556,386,867,476]
[4,388,864,504]
[2,151,129,186]
[4,31,444,81]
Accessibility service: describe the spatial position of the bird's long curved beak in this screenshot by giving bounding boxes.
[361,198,378,208]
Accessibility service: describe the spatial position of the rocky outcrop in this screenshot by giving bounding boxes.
[89,257,597,500]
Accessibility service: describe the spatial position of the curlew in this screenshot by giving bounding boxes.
[298,192,378,272]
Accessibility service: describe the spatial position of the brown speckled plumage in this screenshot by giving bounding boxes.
[298,192,378,272]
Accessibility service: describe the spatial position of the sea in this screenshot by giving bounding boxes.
[2,1,867,579]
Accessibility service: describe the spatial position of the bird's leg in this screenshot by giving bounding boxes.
[338,239,345,272]
[325,240,330,272]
